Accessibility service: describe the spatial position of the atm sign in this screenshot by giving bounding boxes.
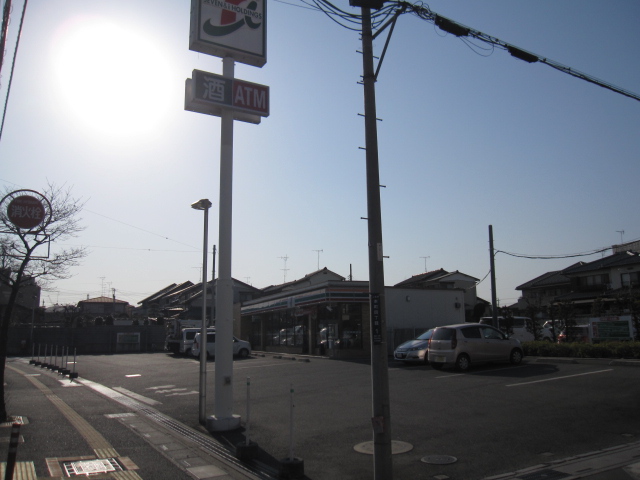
[191,69,269,117]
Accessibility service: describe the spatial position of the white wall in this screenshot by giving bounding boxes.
[385,288,466,330]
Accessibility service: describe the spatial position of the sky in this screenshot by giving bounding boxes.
[1,0,639,309]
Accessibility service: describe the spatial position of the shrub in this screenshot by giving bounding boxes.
[523,341,640,359]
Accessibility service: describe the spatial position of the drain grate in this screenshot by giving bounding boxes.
[63,458,123,476]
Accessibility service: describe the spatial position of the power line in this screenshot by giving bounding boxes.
[288,0,640,103]
[400,2,640,102]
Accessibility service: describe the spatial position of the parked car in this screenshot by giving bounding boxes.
[428,323,524,372]
[191,332,252,359]
[558,325,590,343]
[394,329,434,364]
[165,327,215,356]
[480,316,555,342]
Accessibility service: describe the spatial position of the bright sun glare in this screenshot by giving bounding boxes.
[51,16,172,139]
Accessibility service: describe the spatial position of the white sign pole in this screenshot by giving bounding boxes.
[208,55,241,431]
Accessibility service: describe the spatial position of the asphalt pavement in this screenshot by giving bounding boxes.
[2,354,640,480]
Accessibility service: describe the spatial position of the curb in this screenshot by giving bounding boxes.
[530,356,640,367]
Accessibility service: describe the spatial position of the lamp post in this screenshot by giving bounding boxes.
[192,198,212,424]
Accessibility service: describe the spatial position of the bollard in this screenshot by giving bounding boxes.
[52,345,59,372]
[4,423,21,480]
[61,346,71,376]
[279,384,304,479]
[34,343,41,366]
[236,376,258,461]
[41,344,48,368]
[69,348,78,380]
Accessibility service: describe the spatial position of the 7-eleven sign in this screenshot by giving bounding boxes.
[189,0,266,68]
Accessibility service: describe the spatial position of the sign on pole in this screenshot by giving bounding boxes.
[190,0,266,68]
[185,69,269,123]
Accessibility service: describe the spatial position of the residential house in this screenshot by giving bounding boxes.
[78,296,131,316]
[393,269,487,321]
[514,246,640,319]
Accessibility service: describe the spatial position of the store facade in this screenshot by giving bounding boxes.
[241,280,372,358]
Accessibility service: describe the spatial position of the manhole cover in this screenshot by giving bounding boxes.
[354,440,413,455]
[63,458,123,476]
[421,454,458,465]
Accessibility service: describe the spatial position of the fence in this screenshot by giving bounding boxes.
[6,325,167,356]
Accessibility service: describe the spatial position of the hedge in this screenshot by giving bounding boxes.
[523,341,640,359]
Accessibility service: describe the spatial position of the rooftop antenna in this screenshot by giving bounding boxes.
[420,256,430,273]
[278,255,289,283]
[616,230,625,244]
[313,249,323,270]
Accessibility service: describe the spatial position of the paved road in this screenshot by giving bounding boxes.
[54,352,640,480]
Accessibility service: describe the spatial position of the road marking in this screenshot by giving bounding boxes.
[125,374,141,378]
[146,385,176,390]
[166,391,198,397]
[506,369,614,387]
[235,363,299,370]
[112,387,162,405]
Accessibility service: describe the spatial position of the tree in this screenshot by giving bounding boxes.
[0,183,87,422]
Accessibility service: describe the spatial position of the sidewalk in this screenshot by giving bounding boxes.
[1,358,273,480]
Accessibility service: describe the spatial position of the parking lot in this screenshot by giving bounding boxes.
[72,353,640,479]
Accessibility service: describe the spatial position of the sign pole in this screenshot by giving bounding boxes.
[208,55,241,431]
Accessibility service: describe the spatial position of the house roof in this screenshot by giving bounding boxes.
[262,268,345,295]
[515,262,585,290]
[393,269,479,288]
[138,282,193,305]
[138,283,178,304]
[563,251,640,275]
[79,296,129,305]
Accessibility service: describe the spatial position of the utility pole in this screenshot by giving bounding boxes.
[354,3,393,478]
[489,225,498,328]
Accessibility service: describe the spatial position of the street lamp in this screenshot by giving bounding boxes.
[192,198,212,424]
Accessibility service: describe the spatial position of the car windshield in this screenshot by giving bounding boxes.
[416,329,433,341]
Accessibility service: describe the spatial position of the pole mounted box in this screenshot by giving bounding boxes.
[349,0,385,10]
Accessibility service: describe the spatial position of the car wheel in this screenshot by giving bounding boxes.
[238,348,250,358]
[455,354,470,372]
[185,348,191,357]
[430,362,444,370]
[510,348,523,365]
[423,351,430,365]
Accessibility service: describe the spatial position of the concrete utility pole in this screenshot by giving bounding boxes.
[489,225,498,328]
[358,5,393,479]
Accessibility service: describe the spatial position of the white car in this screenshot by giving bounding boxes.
[191,332,252,359]
[394,329,434,364]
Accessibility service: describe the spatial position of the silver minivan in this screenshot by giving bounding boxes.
[428,323,524,371]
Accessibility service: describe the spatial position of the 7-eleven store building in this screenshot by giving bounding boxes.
[241,277,371,358]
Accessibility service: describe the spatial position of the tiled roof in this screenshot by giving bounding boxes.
[563,251,640,275]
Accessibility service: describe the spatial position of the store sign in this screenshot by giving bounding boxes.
[185,69,269,124]
[190,0,266,68]
[7,195,45,230]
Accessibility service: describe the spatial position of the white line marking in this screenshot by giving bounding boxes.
[125,374,141,378]
[112,386,162,405]
[146,385,176,390]
[506,369,614,387]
